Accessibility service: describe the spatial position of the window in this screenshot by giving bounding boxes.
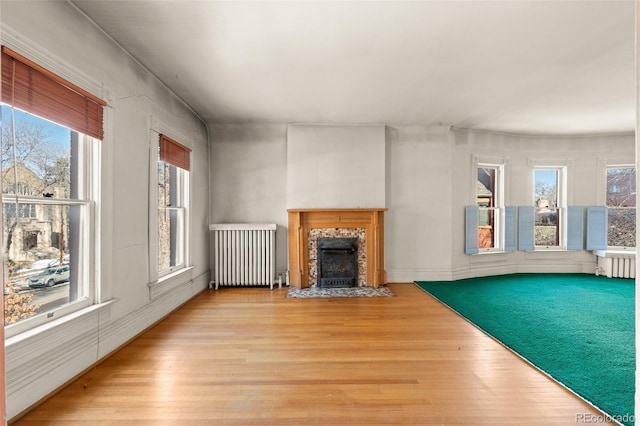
[476,165,503,250]
[534,167,565,248]
[4,203,37,220]
[606,167,636,248]
[155,134,190,278]
[1,46,104,332]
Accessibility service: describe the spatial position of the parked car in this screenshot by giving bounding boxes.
[9,276,32,292]
[28,266,70,288]
[30,258,61,270]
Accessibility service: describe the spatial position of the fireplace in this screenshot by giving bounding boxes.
[287,208,386,289]
[317,238,358,288]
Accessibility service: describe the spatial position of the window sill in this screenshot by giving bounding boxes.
[5,298,117,347]
[474,250,509,255]
[148,266,194,300]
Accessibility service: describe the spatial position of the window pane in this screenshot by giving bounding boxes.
[534,169,559,247]
[607,168,636,207]
[535,208,559,246]
[1,104,72,199]
[534,169,558,207]
[608,209,636,247]
[606,167,636,248]
[157,151,187,276]
[477,167,496,249]
[478,209,495,248]
[158,207,184,272]
[3,202,82,325]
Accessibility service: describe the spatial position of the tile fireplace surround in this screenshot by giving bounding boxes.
[287,208,387,289]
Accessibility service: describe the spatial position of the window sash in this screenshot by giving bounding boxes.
[3,199,92,334]
[156,141,189,277]
[607,207,636,248]
[478,206,501,250]
[157,206,186,275]
[604,167,635,248]
[476,163,503,252]
[533,167,565,249]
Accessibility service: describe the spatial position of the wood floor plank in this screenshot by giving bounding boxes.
[10,283,616,425]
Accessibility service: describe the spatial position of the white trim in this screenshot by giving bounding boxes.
[474,158,505,252]
[148,128,159,284]
[4,297,94,339]
[596,158,608,206]
[148,266,195,300]
[1,24,106,104]
[148,122,192,296]
[150,115,194,150]
[5,298,116,348]
[530,161,569,250]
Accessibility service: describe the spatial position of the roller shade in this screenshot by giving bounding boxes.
[1,46,105,140]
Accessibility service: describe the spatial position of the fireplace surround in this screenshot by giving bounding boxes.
[287,208,386,289]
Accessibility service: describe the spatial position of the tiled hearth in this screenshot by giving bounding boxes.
[287,208,386,289]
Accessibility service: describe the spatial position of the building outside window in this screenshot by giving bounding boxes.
[534,167,565,248]
[476,165,502,250]
[606,167,636,248]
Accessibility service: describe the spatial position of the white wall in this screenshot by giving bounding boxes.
[384,125,454,282]
[2,2,210,419]
[209,123,288,275]
[210,124,634,283]
[287,124,386,209]
[450,129,635,279]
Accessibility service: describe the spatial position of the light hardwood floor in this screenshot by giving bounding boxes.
[11,283,615,425]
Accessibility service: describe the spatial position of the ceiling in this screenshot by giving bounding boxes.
[71,0,636,135]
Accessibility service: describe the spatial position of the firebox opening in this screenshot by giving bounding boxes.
[317,237,358,288]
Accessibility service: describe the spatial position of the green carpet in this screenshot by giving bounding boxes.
[415,273,635,425]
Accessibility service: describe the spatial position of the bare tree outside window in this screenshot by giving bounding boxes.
[606,167,636,248]
[534,169,560,247]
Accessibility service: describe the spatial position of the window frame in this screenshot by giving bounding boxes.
[157,161,188,277]
[147,124,192,296]
[532,165,567,250]
[2,128,99,337]
[0,38,105,335]
[476,162,504,252]
[605,164,636,249]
